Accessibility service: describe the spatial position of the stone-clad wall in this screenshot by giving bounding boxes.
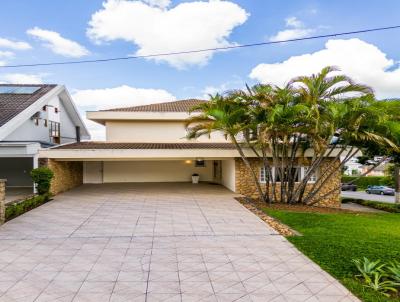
[39,159,83,195]
[235,158,341,207]
[0,179,5,224]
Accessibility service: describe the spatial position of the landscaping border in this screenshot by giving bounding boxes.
[5,194,51,221]
[342,198,400,213]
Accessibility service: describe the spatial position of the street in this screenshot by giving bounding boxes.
[341,191,395,203]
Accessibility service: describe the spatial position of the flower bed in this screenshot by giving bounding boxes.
[5,194,51,221]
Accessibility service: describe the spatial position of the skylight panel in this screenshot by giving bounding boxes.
[0,86,41,94]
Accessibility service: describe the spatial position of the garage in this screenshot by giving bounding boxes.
[0,157,34,187]
[83,160,218,184]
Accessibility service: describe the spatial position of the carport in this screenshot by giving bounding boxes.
[38,142,238,195]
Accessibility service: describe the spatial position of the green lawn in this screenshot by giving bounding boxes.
[262,208,400,302]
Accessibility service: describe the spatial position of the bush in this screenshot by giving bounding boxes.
[341,176,393,189]
[5,194,50,221]
[353,258,400,297]
[30,167,54,194]
[342,198,400,213]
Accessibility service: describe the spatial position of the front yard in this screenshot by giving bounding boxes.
[263,207,400,302]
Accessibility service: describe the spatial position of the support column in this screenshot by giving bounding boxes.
[0,179,6,225]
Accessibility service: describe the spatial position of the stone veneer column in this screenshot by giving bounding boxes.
[0,179,6,225]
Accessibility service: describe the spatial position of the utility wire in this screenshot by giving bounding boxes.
[1,25,400,68]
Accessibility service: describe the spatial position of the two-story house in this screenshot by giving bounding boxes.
[39,99,341,207]
[0,84,90,196]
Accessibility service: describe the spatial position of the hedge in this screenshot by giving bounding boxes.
[341,176,393,189]
[5,194,51,221]
[341,198,400,213]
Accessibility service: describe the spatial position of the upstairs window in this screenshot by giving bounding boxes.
[49,121,61,144]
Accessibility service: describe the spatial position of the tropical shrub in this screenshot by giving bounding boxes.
[353,258,400,297]
[363,272,399,297]
[353,258,386,281]
[387,261,400,282]
[30,167,54,195]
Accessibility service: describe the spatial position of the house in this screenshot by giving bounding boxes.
[39,99,341,207]
[0,84,90,196]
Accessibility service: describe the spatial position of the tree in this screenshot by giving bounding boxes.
[360,99,400,203]
[186,67,400,205]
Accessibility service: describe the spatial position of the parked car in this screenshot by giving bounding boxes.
[365,185,395,195]
[341,183,357,191]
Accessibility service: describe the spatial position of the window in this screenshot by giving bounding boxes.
[195,159,205,167]
[0,86,40,94]
[303,167,317,182]
[260,166,317,183]
[49,121,61,144]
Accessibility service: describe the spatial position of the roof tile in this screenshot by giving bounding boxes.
[102,99,207,112]
[53,142,235,150]
[0,84,57,127]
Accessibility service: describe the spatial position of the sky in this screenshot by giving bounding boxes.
[0,0,399,139]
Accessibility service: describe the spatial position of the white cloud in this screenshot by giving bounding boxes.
[72,85,176,110]
[87,0,248,68]
[269,16,315,42]
[72,85,176,140]
[0,51,14,58]
[0,73,44,84]
[27,27,90,58]
[201,76,245,98]
[249,38,400,98]
[142,0,171,8]
[0,37,31,50]
[285,17,303,28]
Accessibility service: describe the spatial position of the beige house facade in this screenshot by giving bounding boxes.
[39,99,341,207]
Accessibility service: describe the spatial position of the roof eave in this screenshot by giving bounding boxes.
[86,111,196,124]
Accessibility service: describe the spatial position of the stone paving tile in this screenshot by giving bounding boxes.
[0,183,359,301]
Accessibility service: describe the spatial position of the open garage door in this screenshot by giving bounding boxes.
[97,160,214,183]
[0,157,33,187]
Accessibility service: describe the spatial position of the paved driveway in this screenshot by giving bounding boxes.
[0,183,357,301]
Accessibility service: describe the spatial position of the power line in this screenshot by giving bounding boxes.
[1,25,400,68]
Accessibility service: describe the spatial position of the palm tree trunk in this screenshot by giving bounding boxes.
[231,136,265,202]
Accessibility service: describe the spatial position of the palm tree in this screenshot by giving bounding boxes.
[186,67,400,206]
[185,94,265,201]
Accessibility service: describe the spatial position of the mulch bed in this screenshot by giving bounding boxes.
[235,197,361,236]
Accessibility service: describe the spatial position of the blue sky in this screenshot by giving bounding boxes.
[0,0,399,138]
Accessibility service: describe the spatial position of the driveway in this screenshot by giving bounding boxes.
[0,183,358,301]
[341,190,395,203]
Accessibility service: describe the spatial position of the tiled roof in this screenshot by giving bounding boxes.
[0,84,57,127]
[102,99,207,112]
[53,142,235,150]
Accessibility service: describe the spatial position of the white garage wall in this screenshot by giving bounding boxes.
[221,159,236,192]
[103,160,213,183]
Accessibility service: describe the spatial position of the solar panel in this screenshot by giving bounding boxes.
[0,86,41,94]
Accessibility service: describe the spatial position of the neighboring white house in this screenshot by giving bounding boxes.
[343,157,363,176]
[0,84,90,191]
[39,99,342,207]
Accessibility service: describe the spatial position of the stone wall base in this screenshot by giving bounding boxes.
[235,158,341,208]
[40,159,83,195]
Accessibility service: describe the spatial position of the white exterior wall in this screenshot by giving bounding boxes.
[58,100,79,143]
[106,121,227,143]
[221,159,236,192]
[102,160,213,183]
[4,96,78,144]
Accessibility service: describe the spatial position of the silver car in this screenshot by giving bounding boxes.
[365,185,395,196]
